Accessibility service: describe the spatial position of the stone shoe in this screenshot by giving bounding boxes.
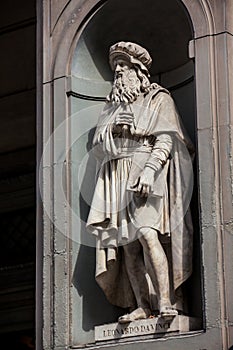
[118,307,151,324]
[160,306,178,319]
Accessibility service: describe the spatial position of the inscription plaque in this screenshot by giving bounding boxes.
[95,316,201,341]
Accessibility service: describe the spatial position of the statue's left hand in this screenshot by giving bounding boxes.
[133,166,155,197]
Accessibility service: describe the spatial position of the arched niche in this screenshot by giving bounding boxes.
[70,0,196,139]
[38,0,233,347]
[69,0,202,346]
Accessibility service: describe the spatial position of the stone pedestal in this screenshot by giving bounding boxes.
[95,316,201,341]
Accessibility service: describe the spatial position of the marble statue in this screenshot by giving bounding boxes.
[86,42,194,323]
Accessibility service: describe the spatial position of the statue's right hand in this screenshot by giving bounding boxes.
[130,167,155,197]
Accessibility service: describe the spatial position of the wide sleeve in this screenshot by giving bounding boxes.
[145,133,173,172]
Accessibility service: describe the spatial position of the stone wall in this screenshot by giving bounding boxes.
[38,1,233,349]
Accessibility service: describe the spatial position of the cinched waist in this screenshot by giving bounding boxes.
[109,144,152,160]
[113,133,156,146]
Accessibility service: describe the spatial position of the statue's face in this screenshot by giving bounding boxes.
[113,58,133,79]
[107,58,140,104]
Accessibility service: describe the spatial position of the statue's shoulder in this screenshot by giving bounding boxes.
[143,83,171,106]
[150,83,170,97]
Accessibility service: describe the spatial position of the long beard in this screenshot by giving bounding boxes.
[107,69,141,104]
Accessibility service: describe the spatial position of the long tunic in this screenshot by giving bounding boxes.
[86,86,194,309]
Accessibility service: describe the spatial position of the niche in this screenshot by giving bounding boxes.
[70,0,202,345]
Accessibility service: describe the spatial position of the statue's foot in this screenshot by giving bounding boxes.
[159,305,178,319]
[118,307,151,324]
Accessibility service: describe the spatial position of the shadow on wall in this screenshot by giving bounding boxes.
[72,129,125,331]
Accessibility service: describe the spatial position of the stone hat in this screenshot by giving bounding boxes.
[109,41,152,75]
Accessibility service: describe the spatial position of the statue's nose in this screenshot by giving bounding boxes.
[115,64,122,72]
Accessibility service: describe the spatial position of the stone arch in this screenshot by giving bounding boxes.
[51,0,215,80]
[181,0,215,36]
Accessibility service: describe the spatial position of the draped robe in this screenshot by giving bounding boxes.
[86,85,194,309]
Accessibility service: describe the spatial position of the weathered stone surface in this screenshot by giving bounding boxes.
[40,1,233,349]
[201,225,221,329]
[183,0,233,37]
[95,316,201,341]
[194,36,213,131]
[50,0,70,33]
[224,226,233,324]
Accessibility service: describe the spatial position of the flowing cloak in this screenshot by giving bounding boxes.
[86,85,194,309]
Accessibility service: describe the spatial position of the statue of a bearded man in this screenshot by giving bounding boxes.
[86,42,194,323]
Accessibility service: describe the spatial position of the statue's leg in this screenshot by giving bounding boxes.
[139,227,178,318]
[118,240,151,323]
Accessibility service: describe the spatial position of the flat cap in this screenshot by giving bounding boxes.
[109,41,152,74]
